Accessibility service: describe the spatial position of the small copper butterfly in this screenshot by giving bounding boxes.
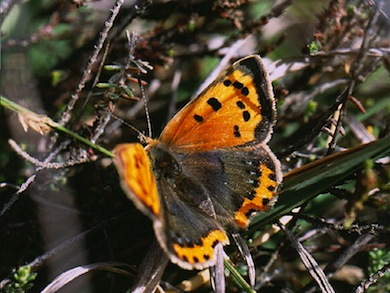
[113,55,282,270]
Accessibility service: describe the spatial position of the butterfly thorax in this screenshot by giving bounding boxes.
[147,142,182,179]
[147,141,218,219]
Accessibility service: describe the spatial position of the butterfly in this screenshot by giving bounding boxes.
[113,55,282,270]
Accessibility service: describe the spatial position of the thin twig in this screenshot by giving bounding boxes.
[8,139,89,169]
[58,0,126,126]
[0,140,71,216]
[0,175,36,217]
[255,246,281,289]
[326,234,375,275]
[354,263,390,293]
[298,214,386,236]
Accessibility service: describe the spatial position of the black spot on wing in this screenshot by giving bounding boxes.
[267,185,275,192]
[194,114,204,122]
[207,97,222,111]
[223,79,232,86]
[241,87,249,96]
[233,125,241,138]
[233,81,243,89]
[211,239,218,248]
[262,198,270,206]
[248,190,256,200]
[269,173,276,181]
[245,209,256,217]
[243,110,250,122]
[236,101,245,109]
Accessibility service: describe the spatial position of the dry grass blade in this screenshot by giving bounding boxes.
[41,262,135,293]
[130,240,169,293]
[281,224,335,293]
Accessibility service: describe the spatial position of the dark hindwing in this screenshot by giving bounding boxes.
[178,144,282,228]
[149,145,229,270]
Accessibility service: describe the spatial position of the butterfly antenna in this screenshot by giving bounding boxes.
[137,75,153,139]
[109,111,148,143]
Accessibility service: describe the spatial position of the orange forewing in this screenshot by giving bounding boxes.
[113,143,160,217]
[160,55,275,151]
